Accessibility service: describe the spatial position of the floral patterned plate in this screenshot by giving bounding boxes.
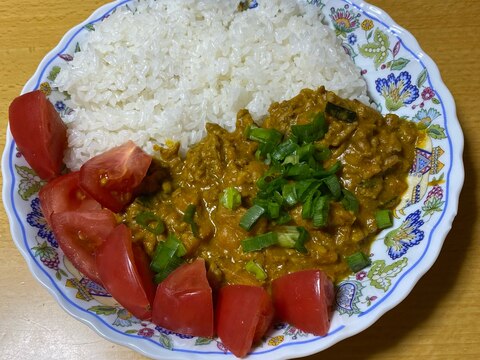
[1,0,464,359]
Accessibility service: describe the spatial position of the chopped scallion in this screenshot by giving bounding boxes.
[244,123,257,138]
[341,189,359,214]
[273,191,285,206]
[150,234,185,273]
[294,226,309,253]
[242,232,278,252]
[290,112,328,144]
[277,226,309,253]
[296,143,315,162]
[277,226,298,248]
[274,212,292,225]
[245,260,267,281]
[313,161,342,179]
[220,187,242,210]
[375,209,393,229]
[267,202,281,219]
[295,180,319,202]
[173,238,187,257]
[282,182,298,207]
[259,176,287,195]
[346,251,371,273]
[183,204,196,222]
[323,175,342,200]
[264,153,272,165]
[134,211,165,235]
[248,127,283,157]
[153,256,185,284]
[312,195,330,228]
[272,139,298,162]
[285,163,313,180]
[242,110,356,232]
[183,204,199,236]
[255,198,281,219]
[248,127,282,143]
[313,146,331,162]
[282,154,300,165]
[312,111,328,134]
[301,190,317,219]
[239,204,266,231]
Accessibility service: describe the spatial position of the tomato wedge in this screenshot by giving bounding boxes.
[216,285,274,358]
[271,270,334,336]
[152,259,214,338]
[39,171,101,228]
[50,209,116,285]
[9,90,67,180]
[96,224,153,320]
[79,141,152,212]
[132,244,157,306]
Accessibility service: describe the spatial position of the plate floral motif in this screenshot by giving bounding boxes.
[2,1,463,359]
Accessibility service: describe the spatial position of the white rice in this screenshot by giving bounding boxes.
[55,0,368,171]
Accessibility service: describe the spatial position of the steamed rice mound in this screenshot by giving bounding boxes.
[55,0,368,171]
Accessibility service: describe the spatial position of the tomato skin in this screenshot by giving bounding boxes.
[132,244,157,306]
[50,210,116,285]
[79,141,152,212]
[152,259,214,338]
[39,171,101,228]
[96,224,153,320]
[271,270,334,336]
[216,285,274,358]
[9,90,67,180]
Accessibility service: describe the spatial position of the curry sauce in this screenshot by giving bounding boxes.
[121,87,418,288]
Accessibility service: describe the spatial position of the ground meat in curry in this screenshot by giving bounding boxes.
[121,87,418,289]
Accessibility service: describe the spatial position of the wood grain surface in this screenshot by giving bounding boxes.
[1,1,478,359]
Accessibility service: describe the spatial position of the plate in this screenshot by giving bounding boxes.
[1,0,464,359]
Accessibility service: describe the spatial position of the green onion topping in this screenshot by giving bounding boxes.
[150,234,186,283]
[245,260,267,281]
[375,209,394,229]
[134,211,165,235]
[267,201,281,219]
[183,204,199,236]
[341,189,359,214]
[323,175,342,200]
[290,112,328,144]
[247,126,283,158]
[242,232,278,252]
[272,139,298,162]
[281,182,298,207]
[153,256,185,284]
[243,110,360,234]
[239,204,266,231]
[220,187,242,210]
[312,195,330,228]
[242,227,310,254]
[346,251,372,273]
[277,226,309,253]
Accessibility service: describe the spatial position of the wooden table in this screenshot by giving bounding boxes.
[1,1,478,359]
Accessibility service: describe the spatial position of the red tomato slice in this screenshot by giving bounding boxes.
[79,141,152,212]
[152,258,214,338]
[271,270,334,336]
[96,224,153,320]
[9,90,67,180]
[39,171,101,228]
[132,244,157,306]
[216,285,274,358]
[50,210,117,285]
